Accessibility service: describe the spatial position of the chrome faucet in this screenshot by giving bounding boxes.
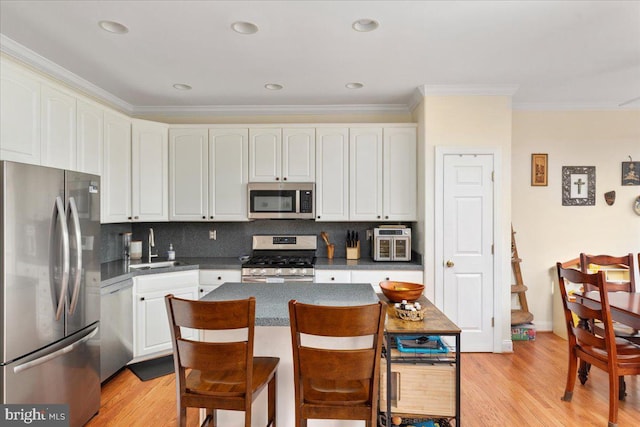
[148,228,158,263]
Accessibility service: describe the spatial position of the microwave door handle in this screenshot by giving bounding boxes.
[49,196,69,321]
[67,197,82,315]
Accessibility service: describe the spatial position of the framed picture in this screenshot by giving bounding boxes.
[622,161,640,185]
[531,153,548,186]
[562,166,596,206]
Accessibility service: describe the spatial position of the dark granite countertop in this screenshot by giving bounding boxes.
[314,257,422,270]
[101,256,423,287]
[200,282,380,326]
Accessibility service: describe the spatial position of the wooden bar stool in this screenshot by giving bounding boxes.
[288,299,386,427]
[165,295,279,427]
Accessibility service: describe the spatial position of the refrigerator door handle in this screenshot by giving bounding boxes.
[49,196,70,321]
[12,326,99,374]
[67,196,82,315]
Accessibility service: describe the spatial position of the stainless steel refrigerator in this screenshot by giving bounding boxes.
[1,161,101,426]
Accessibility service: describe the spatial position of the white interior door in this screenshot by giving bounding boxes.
[442,153,494,352]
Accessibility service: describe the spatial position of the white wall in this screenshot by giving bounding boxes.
[415,95,513,351]
[512,110,640,336]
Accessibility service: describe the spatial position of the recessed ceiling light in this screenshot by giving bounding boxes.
[98,20,129,34]
[264,83,283,91]
[345,82,364,89]
[173,83,192,91]
[352,19,379,32]
[231,21,259,34]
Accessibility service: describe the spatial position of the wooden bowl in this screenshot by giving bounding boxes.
[379,281,424,303]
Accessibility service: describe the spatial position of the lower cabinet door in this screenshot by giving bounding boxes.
[380,359,456,417]
[134,286,197,358]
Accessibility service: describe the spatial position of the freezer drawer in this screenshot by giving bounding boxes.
[1,323,100,427]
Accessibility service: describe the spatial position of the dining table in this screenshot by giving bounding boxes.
[576,291,640,330]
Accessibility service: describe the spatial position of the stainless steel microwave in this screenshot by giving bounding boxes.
[248,182,315,219]
[372,227,411,261]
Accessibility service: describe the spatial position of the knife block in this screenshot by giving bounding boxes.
[346,242,360,260]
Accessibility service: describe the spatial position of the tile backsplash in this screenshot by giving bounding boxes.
[101,220,414,263]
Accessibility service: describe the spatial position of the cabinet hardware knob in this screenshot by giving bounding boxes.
[275,177,280,181]
[385,216,389,219]
[140,297,145,301]
[210,216,214,219]
[317,216,321,219]
[331,277,335,281]
[128,216,132,220]
[283,177,287,181]
[385,277,390,280]
[377,215,381,219]
[134,216,139,220]
[202,216,206,219]
[217,276,222,280]
[200,289,204,293]
[446,260,455,268]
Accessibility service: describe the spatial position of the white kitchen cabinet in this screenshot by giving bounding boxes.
[132,120,168,221]
[0,59,41,165]
[102,111,131,223]
[351,270,423,293]
[282,128,315,182]
[198,269,241,298]
[350,127,383,221]
[249,128,315,182]
[314,269,352,283]
[315,127,349,221]
[133,270,198,359]
[40,83,77,170]
[169,128,209,220]
[350,126,417,221]
[383,127,417,221]
[209,128,249,221]
[76,99,103,175]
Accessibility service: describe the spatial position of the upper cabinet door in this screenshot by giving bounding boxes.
[169,129,209,221]
[249,128,281,182]
[282,128,315,182]
[315,127,349,221]
[102,111,132,223]
[209,128,249,221]
[76,99,103,176]
[132,120,168,222]
[0,59,41,165]
[349,127,383,221]
[383,127,417,221]
[41,83,77,170]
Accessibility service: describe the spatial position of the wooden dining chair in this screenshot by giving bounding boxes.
[165,295,279,427]
[580,253,639,347]
[556,263,640,427]
[288,300,386,427]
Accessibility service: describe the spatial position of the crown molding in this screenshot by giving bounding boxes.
[1,34,134,114]
[418,84,520,97]
[512,102,640,111]
[131,103,411,117]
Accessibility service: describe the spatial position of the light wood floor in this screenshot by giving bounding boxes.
[86,332,639,426]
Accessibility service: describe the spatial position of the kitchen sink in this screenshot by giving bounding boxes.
[128,261,182,271]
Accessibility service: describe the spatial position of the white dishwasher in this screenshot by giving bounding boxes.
[100,278,133,382]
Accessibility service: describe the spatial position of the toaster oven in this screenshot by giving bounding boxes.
[372,227,411,261]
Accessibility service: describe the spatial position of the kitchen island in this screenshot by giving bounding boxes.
[200,282,380,427]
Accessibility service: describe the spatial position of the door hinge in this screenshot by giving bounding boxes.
[492,317,495,327]
[491,171,495,181]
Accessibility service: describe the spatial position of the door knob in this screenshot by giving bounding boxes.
[446,260,455,268]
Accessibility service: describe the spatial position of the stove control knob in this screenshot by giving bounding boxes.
[301,268,307,275]
[260,268,267,275]
[250,268,259,275]
[290,268,298,275]
[275,268,282,275]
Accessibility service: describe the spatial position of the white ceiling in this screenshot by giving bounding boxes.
[1,0,639,115]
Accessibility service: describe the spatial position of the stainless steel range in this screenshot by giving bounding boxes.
[241,235,317,283]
